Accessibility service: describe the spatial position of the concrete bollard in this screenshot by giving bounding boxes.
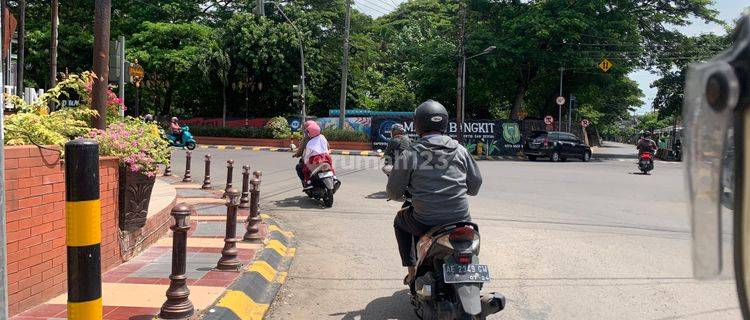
[159,204,195,319]
[216,188,241,271]
[65,140,103,319]
[243,177,262,242]
[239,165,250,209]
[182,151,192,183]
[202,155,212,189]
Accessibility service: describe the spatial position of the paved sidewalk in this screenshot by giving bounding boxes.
[10,175,295,320]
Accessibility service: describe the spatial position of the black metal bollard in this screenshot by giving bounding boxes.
[159,204,195,319]
[65,140,102,319]
[164,150,172,176]
[182,151,192,183]
[202,155,212,189]
[217,188,241,270]
[224,160,234,195]
[239,166,250,209]
[243,177,262,242]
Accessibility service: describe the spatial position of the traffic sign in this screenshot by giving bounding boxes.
[556,96,566,106]
[581,119,590,128]
[129,62,144,79]
[598,58,613,72]
[544,115,554,125]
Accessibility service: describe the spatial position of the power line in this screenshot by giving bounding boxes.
[364,0,396,10]
[353,1,388,15]
[357,0,393,14]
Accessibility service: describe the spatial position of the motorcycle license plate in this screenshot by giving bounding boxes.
[318,171,334,178]
[442,263,490,283]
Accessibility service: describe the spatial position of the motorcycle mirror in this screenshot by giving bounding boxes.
[684,14,747,280]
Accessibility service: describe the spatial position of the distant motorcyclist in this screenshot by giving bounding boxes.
[637,132,657,155]
[386,100,483,285]
[383,124,411,167]
[170,117,182,144]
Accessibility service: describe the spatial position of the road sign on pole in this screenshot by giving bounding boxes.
[544,115,554,125]
[556,96,566,106]
[598,58,613,72]
[581,119,590,128]
[516,109,528,120]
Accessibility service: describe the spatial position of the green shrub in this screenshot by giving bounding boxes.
[265,116,291,139]
[190,126,272,138]
[322,128,368,142]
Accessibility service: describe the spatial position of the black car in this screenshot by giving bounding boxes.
[524,131,592,162]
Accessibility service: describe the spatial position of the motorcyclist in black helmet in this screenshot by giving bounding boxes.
[386,100,483,285]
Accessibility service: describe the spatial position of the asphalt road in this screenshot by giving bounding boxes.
[170,142,739,320]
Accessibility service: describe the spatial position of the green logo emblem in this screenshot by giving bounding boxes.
[502,123,521,144]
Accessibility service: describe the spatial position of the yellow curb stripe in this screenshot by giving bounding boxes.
[266,239,291,256]
[341,151,350,155]
[286,248,296,256]
[217,146,226,150]
[234,146,243,150]
[359,151,369,156]
[276,272,288,284]
[216,290,269,320]
[246,261,278,282]
[269,148,279,151]
[200,145,209,149]
[260,213,271,219]
[267,225,295,238]
[252,147,261,151]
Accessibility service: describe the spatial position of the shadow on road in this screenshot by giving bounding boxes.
[273,195,323,209]
[330,289,415,320]
[365,191,388,199]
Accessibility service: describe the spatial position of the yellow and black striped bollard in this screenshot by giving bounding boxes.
[65,140,102,319]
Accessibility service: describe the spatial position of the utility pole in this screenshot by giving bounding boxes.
[118,35,125,116]
[338,0,351,129]
[274,2,306,120]
[0,2,8,316]
[567,94,573,132]
[49,0,58,89]
[1,0,5,92]
[256,0,265,16]
[92,0,111,129]
[455,1,466,143]
[16,0,24,97]
[558,67,564,131]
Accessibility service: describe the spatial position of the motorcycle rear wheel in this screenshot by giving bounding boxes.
[186,142,196,150]
[323,191,334,208]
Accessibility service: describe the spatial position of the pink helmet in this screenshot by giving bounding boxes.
[305,120,320,137]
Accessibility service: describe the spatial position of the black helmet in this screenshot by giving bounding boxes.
[414,100,449,135]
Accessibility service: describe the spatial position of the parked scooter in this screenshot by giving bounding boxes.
[304,163,341,208]
[638,152,654,174]
[403,198,506,319]
[167,125,197,150]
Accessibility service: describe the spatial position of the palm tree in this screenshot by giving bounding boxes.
[200,42,230,127]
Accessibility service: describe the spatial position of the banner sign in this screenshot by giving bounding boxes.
[371,116,524,156]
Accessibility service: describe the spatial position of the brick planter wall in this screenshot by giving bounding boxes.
[3,146,121,315]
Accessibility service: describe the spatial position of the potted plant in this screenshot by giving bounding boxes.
[84,118,170,232]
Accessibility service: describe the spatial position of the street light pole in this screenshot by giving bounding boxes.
[558,67,564,131]
[274,2,306,120]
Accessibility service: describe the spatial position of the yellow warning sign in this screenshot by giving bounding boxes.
[598,58,613,72]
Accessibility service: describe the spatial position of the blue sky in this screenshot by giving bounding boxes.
[354,0,748,115]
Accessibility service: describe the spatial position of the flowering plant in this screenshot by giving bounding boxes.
[84,118,170,176]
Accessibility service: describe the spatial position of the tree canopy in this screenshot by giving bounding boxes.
[13,0,724,127]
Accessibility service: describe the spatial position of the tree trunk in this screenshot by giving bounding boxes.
[92,0,111,129]
[163,86,174,116]
[16,0,25,97]
[49,0,58,89]
[222,84,227,127]
[510,86,527,120]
